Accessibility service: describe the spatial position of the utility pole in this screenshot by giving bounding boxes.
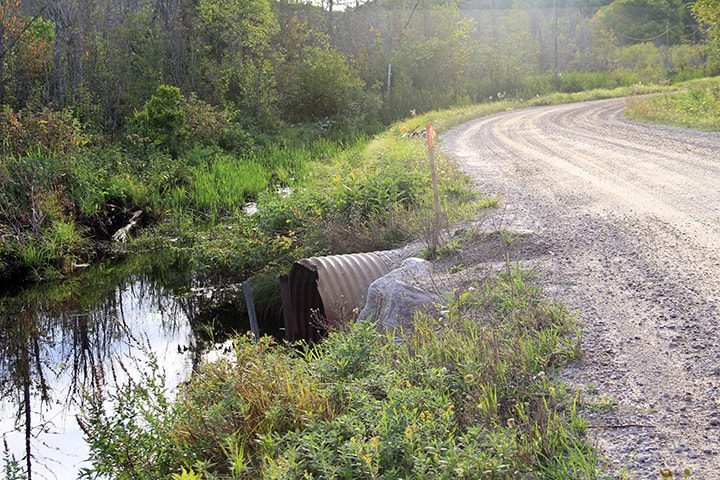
[327,0,334,46]
[553,0,558,85]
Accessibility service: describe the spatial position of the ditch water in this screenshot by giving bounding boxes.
[0,252,257,479]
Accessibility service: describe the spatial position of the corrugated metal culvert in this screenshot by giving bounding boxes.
[280,251,398,342]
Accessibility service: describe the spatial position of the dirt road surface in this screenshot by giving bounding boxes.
[443,97,720,479]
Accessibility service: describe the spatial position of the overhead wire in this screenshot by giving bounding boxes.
[609,1,672,43]
[613,26,670,42]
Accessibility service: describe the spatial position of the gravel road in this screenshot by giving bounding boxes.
[442,97,720,479]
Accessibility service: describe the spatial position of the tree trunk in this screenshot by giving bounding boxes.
[51,2,65,106]
[327,0,334,46]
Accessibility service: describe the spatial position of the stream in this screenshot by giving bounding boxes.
[0,252,255,479]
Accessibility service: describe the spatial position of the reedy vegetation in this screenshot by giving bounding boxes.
[79,269,594,479]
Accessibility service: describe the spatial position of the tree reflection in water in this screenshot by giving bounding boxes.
[0,254,199,479]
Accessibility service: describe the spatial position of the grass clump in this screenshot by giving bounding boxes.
[174,336,336,475]
[80,268,597,479]
[625,77,720,131]
[190,155,270,213]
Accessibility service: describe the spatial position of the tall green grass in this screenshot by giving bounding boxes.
[625,77,720,131]
[190,155,270,213]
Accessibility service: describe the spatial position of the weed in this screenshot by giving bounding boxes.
[625,77,720,130]
[80,270,597,479]
[189,154,270,214]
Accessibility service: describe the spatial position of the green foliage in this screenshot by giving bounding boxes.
[280,46,366,123]
[693,0,720,41]
[0,151,86,278]
[196,0,279,113]
[184,95,254,154]
[0,107,88,156]
[77,354,181,479]
[174,336,336,475]
[1,450,26,480]
[593,0,684,45]
[381,4,477,119]
[171,467,203,480]
[79,271,595,479]
[129,85,189,156]
[625,76,720,130]
[189,154,270,213]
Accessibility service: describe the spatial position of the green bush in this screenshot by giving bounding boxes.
[184,95,254,154]
[280,46,365,123]
[0,106,88,156]
[128,85,189,156]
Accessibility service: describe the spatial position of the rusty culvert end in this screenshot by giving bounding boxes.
[280,251,397,342]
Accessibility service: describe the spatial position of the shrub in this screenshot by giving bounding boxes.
[174,336,336,474]
[0,106,88,156]
[184,95,254,153]
[128,85,189,156]
[78,354,181,479]
[128,86,255,156]
[279,46,365,123]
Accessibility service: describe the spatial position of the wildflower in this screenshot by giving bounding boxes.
[506,418,516,428]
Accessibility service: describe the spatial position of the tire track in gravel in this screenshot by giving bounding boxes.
[442,97,720,478]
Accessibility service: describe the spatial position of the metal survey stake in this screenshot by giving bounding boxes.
[426,124,441,252]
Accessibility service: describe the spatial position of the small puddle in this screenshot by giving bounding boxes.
[0,252,259,478]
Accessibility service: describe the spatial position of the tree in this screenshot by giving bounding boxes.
[279,45,364,121]
[693,0,720,41]
[593,0,684,45]
[196,0,279,115]
[0,0,48,105]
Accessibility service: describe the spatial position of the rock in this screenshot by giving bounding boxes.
[358,258,439,331]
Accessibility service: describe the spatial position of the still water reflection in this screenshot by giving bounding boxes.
[0,255,201,479]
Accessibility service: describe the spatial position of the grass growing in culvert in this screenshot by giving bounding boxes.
[80,268,598,479]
